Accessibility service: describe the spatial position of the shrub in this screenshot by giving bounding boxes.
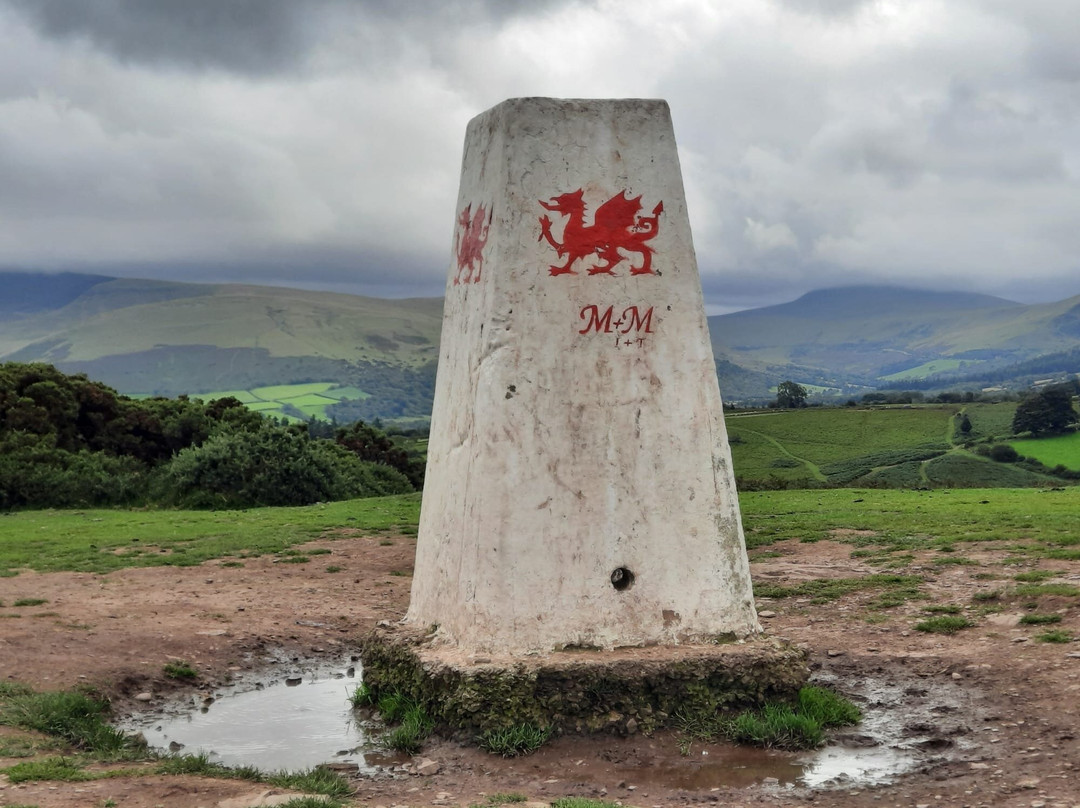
[155,425,412,508]
[988,444,1019,463]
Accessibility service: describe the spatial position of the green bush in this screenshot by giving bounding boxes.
[155,426,412,508]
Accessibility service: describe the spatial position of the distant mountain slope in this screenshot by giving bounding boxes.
[0,273,443,416]
[4,274,1080,414]
[708,286,1080,396]
[0,271,114,317]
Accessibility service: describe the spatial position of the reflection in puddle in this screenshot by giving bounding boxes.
[131,666,367,772]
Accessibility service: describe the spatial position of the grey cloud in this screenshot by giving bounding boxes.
[3,0,328,75]
[2,0,582,76]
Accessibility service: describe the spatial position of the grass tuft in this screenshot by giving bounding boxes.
[676,685,859,752]
[726,703,825,750]
[267,767,353,797]
[1015,583,1080,598]
[1019,613,1062,625]
[914,615,975,634]
[163,661,198,680]
[797,685,863,726]
[4,756,93,783]
[349,682,375,708]
[1035,629,1073,644]
[0,688,140,759]
[478,723,552,757]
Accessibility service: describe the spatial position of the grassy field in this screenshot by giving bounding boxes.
[2,488,1076,579]
[1010,431,1080,470]
[196,381,371,422]
[878,359,973,382]
[0,495,420,577]
[727,403,1063,489]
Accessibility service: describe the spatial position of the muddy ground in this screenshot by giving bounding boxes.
[1,529,1079,808]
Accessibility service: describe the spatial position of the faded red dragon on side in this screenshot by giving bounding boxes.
[538,189,663,276]
[454,203,491,285]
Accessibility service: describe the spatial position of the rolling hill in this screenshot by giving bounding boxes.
[708,286,1080,400]
[0,272,443,420]
[3,273,1080,416]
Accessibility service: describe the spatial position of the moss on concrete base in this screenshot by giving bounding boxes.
[359,625,809,738]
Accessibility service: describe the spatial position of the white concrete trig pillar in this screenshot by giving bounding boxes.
[406,98,758,654]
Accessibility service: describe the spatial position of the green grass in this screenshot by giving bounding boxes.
[797,685,862,726]
[676,686,859,752]
[477,723,552,757]
[157,753,350,797]
[4,756,95,783]
[728,407,953,488]
[914,616,974,634]
[1014,570,1058,582]
[1019,613,1062,625]
[1035,629,1073,643]
[477,794,528,806]
[0,687,140,759]
[725,402,1079,489]
[12,598,48,607]
[725,703,825,749]
[1009,431,1080,471]
[163,661,198,680]
[741,488,1080,562]
[365,690,433,754]
[962,402,1019,442]
[753,574,923,605]
[0,494,420,577]
[1014,583,1080,598]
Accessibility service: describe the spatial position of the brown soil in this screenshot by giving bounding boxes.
[2,532,1079,807]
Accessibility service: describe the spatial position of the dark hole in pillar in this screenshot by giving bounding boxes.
[610,567,634,591]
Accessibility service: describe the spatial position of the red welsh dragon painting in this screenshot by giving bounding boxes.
[538,189,663,277]
[453,203,491,285]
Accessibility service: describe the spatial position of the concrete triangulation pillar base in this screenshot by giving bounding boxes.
[406,97,759,654]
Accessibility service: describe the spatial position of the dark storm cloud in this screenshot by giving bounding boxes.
[3,0,582,75]
[4,0,325,74]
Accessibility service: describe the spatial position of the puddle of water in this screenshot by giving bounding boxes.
[130,665,369,772]
[126,665,973,789]
[614,745,805,789]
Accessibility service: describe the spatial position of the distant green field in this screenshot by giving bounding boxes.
[879,359,975,382]
[1010,431,1080,470]
[728,403,1063,489]
[196,381,370,422]
[962,401,1018,441]
[728,406,954,485]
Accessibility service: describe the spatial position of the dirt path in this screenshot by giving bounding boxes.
[2,531,1079,807]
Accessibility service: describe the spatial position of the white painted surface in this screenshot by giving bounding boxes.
[406,98,759,653]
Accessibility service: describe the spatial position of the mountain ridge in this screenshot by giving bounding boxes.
[2,272,1078,412]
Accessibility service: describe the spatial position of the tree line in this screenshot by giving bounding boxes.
[0,363,424,510]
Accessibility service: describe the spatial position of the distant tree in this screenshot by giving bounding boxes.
[335,420,424,489]
[776,381,808,409]
[959,413,972,436]
[1012,385,1078,437]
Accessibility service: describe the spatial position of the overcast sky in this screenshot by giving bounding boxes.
[1,0,1078,313]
